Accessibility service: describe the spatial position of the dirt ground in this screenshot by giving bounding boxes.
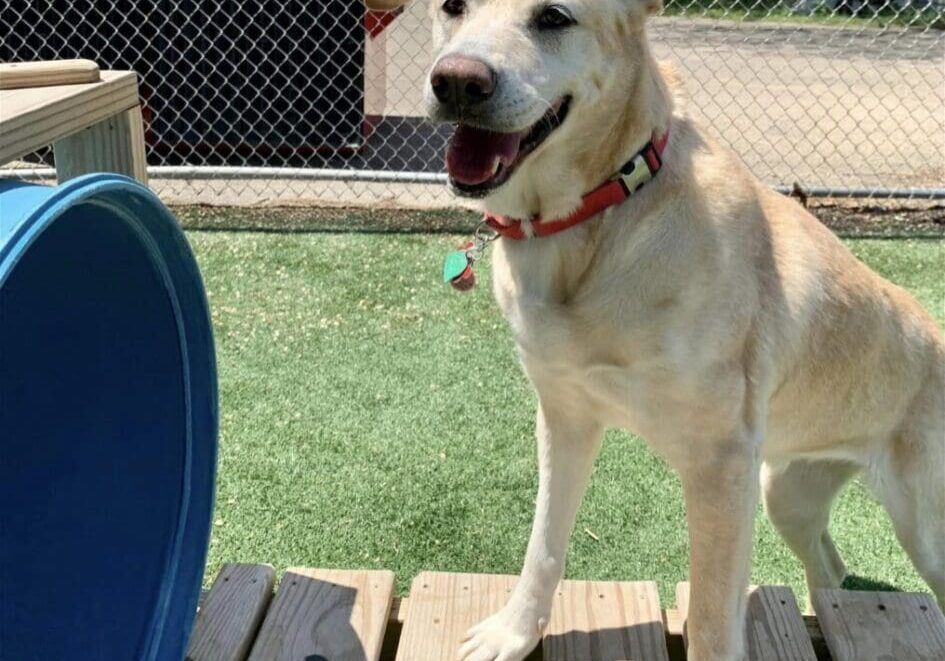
[808,199,945,236]
[176,199,945,238]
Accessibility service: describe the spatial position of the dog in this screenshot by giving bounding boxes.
[367,0,945,658]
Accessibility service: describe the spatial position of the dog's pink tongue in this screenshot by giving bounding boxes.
[446,125,523,185]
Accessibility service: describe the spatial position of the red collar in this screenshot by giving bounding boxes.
[484,130,669,240]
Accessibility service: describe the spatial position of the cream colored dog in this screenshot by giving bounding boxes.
[368,1,945,659]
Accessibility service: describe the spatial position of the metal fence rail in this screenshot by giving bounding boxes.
[2,0,943,206]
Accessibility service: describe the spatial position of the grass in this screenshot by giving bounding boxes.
[190,226,943,606]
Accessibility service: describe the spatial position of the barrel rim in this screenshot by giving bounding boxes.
[0,173,218,659]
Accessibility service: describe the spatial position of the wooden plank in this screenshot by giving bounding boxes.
[395,572,524,661]
[544,580,669,661]
[186,564,276,661]
[0,70,139,165]
[0,60,100,90]
[381,603,823,661]
[54,105,148,183]
[247,568,395,661]
[812,589,945,661]
[675,583,691,650]
[744,586,817,660]
[677,582,816,660]
[397,573,671,661]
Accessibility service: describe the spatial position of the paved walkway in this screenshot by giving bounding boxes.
[647,18,944,190]
[377,8,943,190]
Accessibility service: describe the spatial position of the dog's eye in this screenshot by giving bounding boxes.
[441,0,466,17]
[536,4,575,30]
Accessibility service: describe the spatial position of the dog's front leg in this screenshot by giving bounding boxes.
[679,436,760,661]
[459,402,602,661]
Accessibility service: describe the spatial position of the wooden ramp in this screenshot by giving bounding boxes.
[187,565,945,661]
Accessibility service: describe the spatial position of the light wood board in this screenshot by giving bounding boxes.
[544,579,669,661]
[247,568,395,661]
[186,563,276,661]
[0,70,139,165]
[0,60,100,90]
[396,572,671,661]
[812,589,945,661]
[54,105,148,182]
[676,582,816,660]
[395,572,524,661]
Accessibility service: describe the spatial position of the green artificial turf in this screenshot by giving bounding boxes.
[190,228,943,605]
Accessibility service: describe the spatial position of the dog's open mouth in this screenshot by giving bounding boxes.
[446,96,572,197]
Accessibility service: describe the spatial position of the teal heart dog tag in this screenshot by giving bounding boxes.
[442,250,470,283]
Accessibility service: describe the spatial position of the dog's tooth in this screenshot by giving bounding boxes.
[492,159,502,175]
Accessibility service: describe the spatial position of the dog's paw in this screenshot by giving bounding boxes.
[457,608,542,661]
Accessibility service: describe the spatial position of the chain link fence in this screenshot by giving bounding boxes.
[2,0,943,207]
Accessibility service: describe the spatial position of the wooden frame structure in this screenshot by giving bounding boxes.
[0,60,148,184]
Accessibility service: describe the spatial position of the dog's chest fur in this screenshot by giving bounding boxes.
[490,222,750,449]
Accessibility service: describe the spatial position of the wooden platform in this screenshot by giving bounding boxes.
[186,565,945,661]
[0,60,147,183]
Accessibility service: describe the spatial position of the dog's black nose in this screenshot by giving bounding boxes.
[430,55,496,109]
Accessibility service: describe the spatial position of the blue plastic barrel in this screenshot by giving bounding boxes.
[0,174,217,660]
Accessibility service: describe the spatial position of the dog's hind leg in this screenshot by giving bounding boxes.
[762,459,859,608]
[866,379,945,610]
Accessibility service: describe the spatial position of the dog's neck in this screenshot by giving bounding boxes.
[483,35,673,224]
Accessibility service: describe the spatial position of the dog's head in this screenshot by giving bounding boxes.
[423,0,664,213]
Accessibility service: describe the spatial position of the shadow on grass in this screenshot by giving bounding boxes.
[841,574,902,593]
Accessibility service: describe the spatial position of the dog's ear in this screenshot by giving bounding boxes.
[364,0,409,10]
